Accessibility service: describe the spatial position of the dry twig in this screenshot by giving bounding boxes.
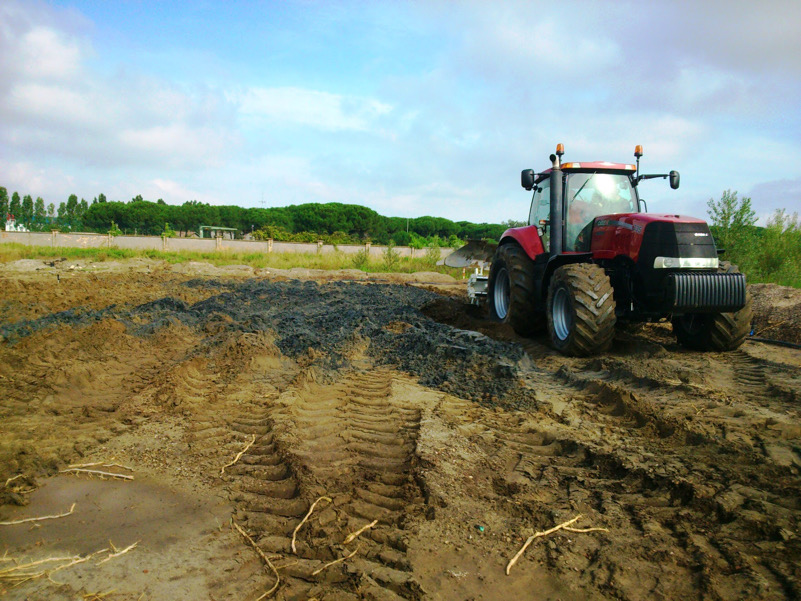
[343,519,378,544]
[311,545,360,576]
[3,474,24,488]
[506,514,608,575]
[0,503,76,526]
[69,461,134,471]
[291,496,332,554]
[59,468,134,480]
[97,541,139,565]
[48,549,109,584]
[220,434,257,476]
[0,551,114,586]
[232,520,280,599]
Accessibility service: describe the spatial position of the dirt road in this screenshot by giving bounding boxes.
[1,259,799,600]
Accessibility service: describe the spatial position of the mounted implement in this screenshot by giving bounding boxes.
[463,143,752,356]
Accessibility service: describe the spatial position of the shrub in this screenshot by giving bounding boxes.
[352,248,370,270]
[382,243,401,271]
[424,245,441,266]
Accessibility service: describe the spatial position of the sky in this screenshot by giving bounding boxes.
[1,0,800,225]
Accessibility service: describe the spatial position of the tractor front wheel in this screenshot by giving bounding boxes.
[546,263,616,356]
[488,243,543,336]
[671,262,753,351]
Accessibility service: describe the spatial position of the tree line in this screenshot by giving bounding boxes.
[707,190,800,288]
[0,187,507,247]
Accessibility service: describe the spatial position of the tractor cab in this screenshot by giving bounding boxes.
[528,163,639,252]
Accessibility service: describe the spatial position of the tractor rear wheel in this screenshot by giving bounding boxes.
[546,263,616,356]
[672,262,753,351]
[488,243,543,336]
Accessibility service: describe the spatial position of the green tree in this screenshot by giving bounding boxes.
[98,193,107,203]
[752,209,801,285]
[10,191,21,218]
[706,190,757,253]
[76,198,89,229]
[21,195,33,225]
[47,203,55,219]
[34,197,46,227]
[65,194,78,226]
[0,187,8,223]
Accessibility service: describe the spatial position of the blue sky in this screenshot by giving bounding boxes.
[2,0,799,225]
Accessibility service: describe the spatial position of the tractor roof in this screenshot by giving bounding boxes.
[536,161,637,180]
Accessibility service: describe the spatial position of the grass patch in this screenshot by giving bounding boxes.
[0,243,463,277]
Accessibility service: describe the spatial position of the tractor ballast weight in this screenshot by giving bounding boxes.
[480,143,752,356]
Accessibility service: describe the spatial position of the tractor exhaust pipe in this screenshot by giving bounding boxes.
[549,153,563,257]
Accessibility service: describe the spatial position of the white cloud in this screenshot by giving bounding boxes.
[236,87,393,132]
[0,1,238,172]
[15,26,84,79]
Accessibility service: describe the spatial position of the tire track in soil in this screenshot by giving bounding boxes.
[426,328,801,600]
[230,368,427,601]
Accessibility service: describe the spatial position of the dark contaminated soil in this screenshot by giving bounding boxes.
[0,259,800,601]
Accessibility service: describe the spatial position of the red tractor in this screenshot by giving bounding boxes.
[456,144,752,356]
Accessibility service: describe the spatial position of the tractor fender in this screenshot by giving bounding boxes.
[540,253,594,304]
[499,226,545,261]
[496,230,592,311]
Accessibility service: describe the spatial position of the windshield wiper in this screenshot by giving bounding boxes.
[571,172,596,203]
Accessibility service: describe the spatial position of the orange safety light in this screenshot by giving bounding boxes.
[634,145,643,158]
[555,143,565,157]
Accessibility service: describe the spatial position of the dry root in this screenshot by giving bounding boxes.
[291,496,332,554]
[0,540,135,587]
[220,434,257,476]
[232,520,280,599]
[506,514,609,575]
[59,468,133,481]
[0,502,76,526]
[311,545,360,576]
[343,519,378,544]
[97,541,139,565]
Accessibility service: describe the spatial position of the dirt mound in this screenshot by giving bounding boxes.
[750,283,801,345]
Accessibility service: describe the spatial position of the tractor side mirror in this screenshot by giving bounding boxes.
[521,169,535,190]
[669,170,680,189]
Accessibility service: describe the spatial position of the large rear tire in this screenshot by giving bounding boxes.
[546,263,616,356]
[487,244,543,336]
[672,262,753,351]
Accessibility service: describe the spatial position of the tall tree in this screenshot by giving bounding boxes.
[34,197,46,226]
[21,195,33,225]
[66,194,78,226]
[0,187,8,222]
[10,191,21,218]
[47,203,55,219]
[707,190,757,252]
[98,193,107,203]
[77,198,89,229]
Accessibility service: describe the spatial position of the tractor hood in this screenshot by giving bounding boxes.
[590,213,716,265]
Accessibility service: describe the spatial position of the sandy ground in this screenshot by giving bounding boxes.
[0,258,799,601]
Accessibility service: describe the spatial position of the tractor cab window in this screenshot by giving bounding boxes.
[528,179,551,252]
[565,172,636,251]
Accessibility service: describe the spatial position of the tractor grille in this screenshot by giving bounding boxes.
[666,272,746,312]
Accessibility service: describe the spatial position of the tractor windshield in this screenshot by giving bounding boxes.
[565,172,637,251]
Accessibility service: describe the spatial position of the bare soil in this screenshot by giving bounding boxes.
[1,258,799,601]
